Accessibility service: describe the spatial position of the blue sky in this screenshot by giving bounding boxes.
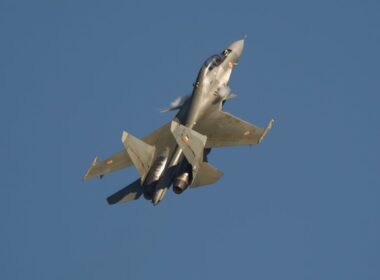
[1,0,379,279]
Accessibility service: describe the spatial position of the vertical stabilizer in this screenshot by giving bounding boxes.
[122,131,156,182]
[170,121,207,167]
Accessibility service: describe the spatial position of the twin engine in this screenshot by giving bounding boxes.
[172,163,192,194]
[142,149,169,200]
[172,172,190,194]
[142,149,201,198]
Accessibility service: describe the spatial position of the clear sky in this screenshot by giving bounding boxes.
[1,1,379,279]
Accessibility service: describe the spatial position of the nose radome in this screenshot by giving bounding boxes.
[227,39,244,57]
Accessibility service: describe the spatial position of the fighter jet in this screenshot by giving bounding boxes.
[84,39,273,205]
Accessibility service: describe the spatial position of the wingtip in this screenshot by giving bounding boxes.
[83,156,99,180]
[268,118,274,130]
[258,118,274,144]
[121,131,128,142]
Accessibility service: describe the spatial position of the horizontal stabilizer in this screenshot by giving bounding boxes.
[122,131,155,182]
[107,179,143,205]
[191,162,223,188]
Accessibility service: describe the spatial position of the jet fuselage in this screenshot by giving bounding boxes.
[151,40,244,204]
[84,39,273,207]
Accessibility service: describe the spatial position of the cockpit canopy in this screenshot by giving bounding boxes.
[203,49,232,72]
[204,55,223,71]
[194,49,232,86]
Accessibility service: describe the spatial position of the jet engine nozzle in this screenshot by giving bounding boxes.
[142,148,170,201]
[172,172,190,194]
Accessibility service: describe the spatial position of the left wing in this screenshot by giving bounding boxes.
[84,150,132,180]
[84,122,173,180]
[194,110,273,148]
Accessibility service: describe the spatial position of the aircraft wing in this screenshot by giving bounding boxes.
[84,150,132,180]
[84,122,173,180]
[194,110,273,148]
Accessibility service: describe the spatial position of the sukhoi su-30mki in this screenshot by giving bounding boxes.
[84,39,274,206]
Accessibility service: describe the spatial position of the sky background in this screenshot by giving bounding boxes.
[1,0,379,279]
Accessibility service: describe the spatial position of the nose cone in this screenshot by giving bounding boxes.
[227,39,244,58]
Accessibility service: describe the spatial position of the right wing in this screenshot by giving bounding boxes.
[84,122,173,180]
[194,110,273,148]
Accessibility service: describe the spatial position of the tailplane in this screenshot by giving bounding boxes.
[191,162,224,188]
